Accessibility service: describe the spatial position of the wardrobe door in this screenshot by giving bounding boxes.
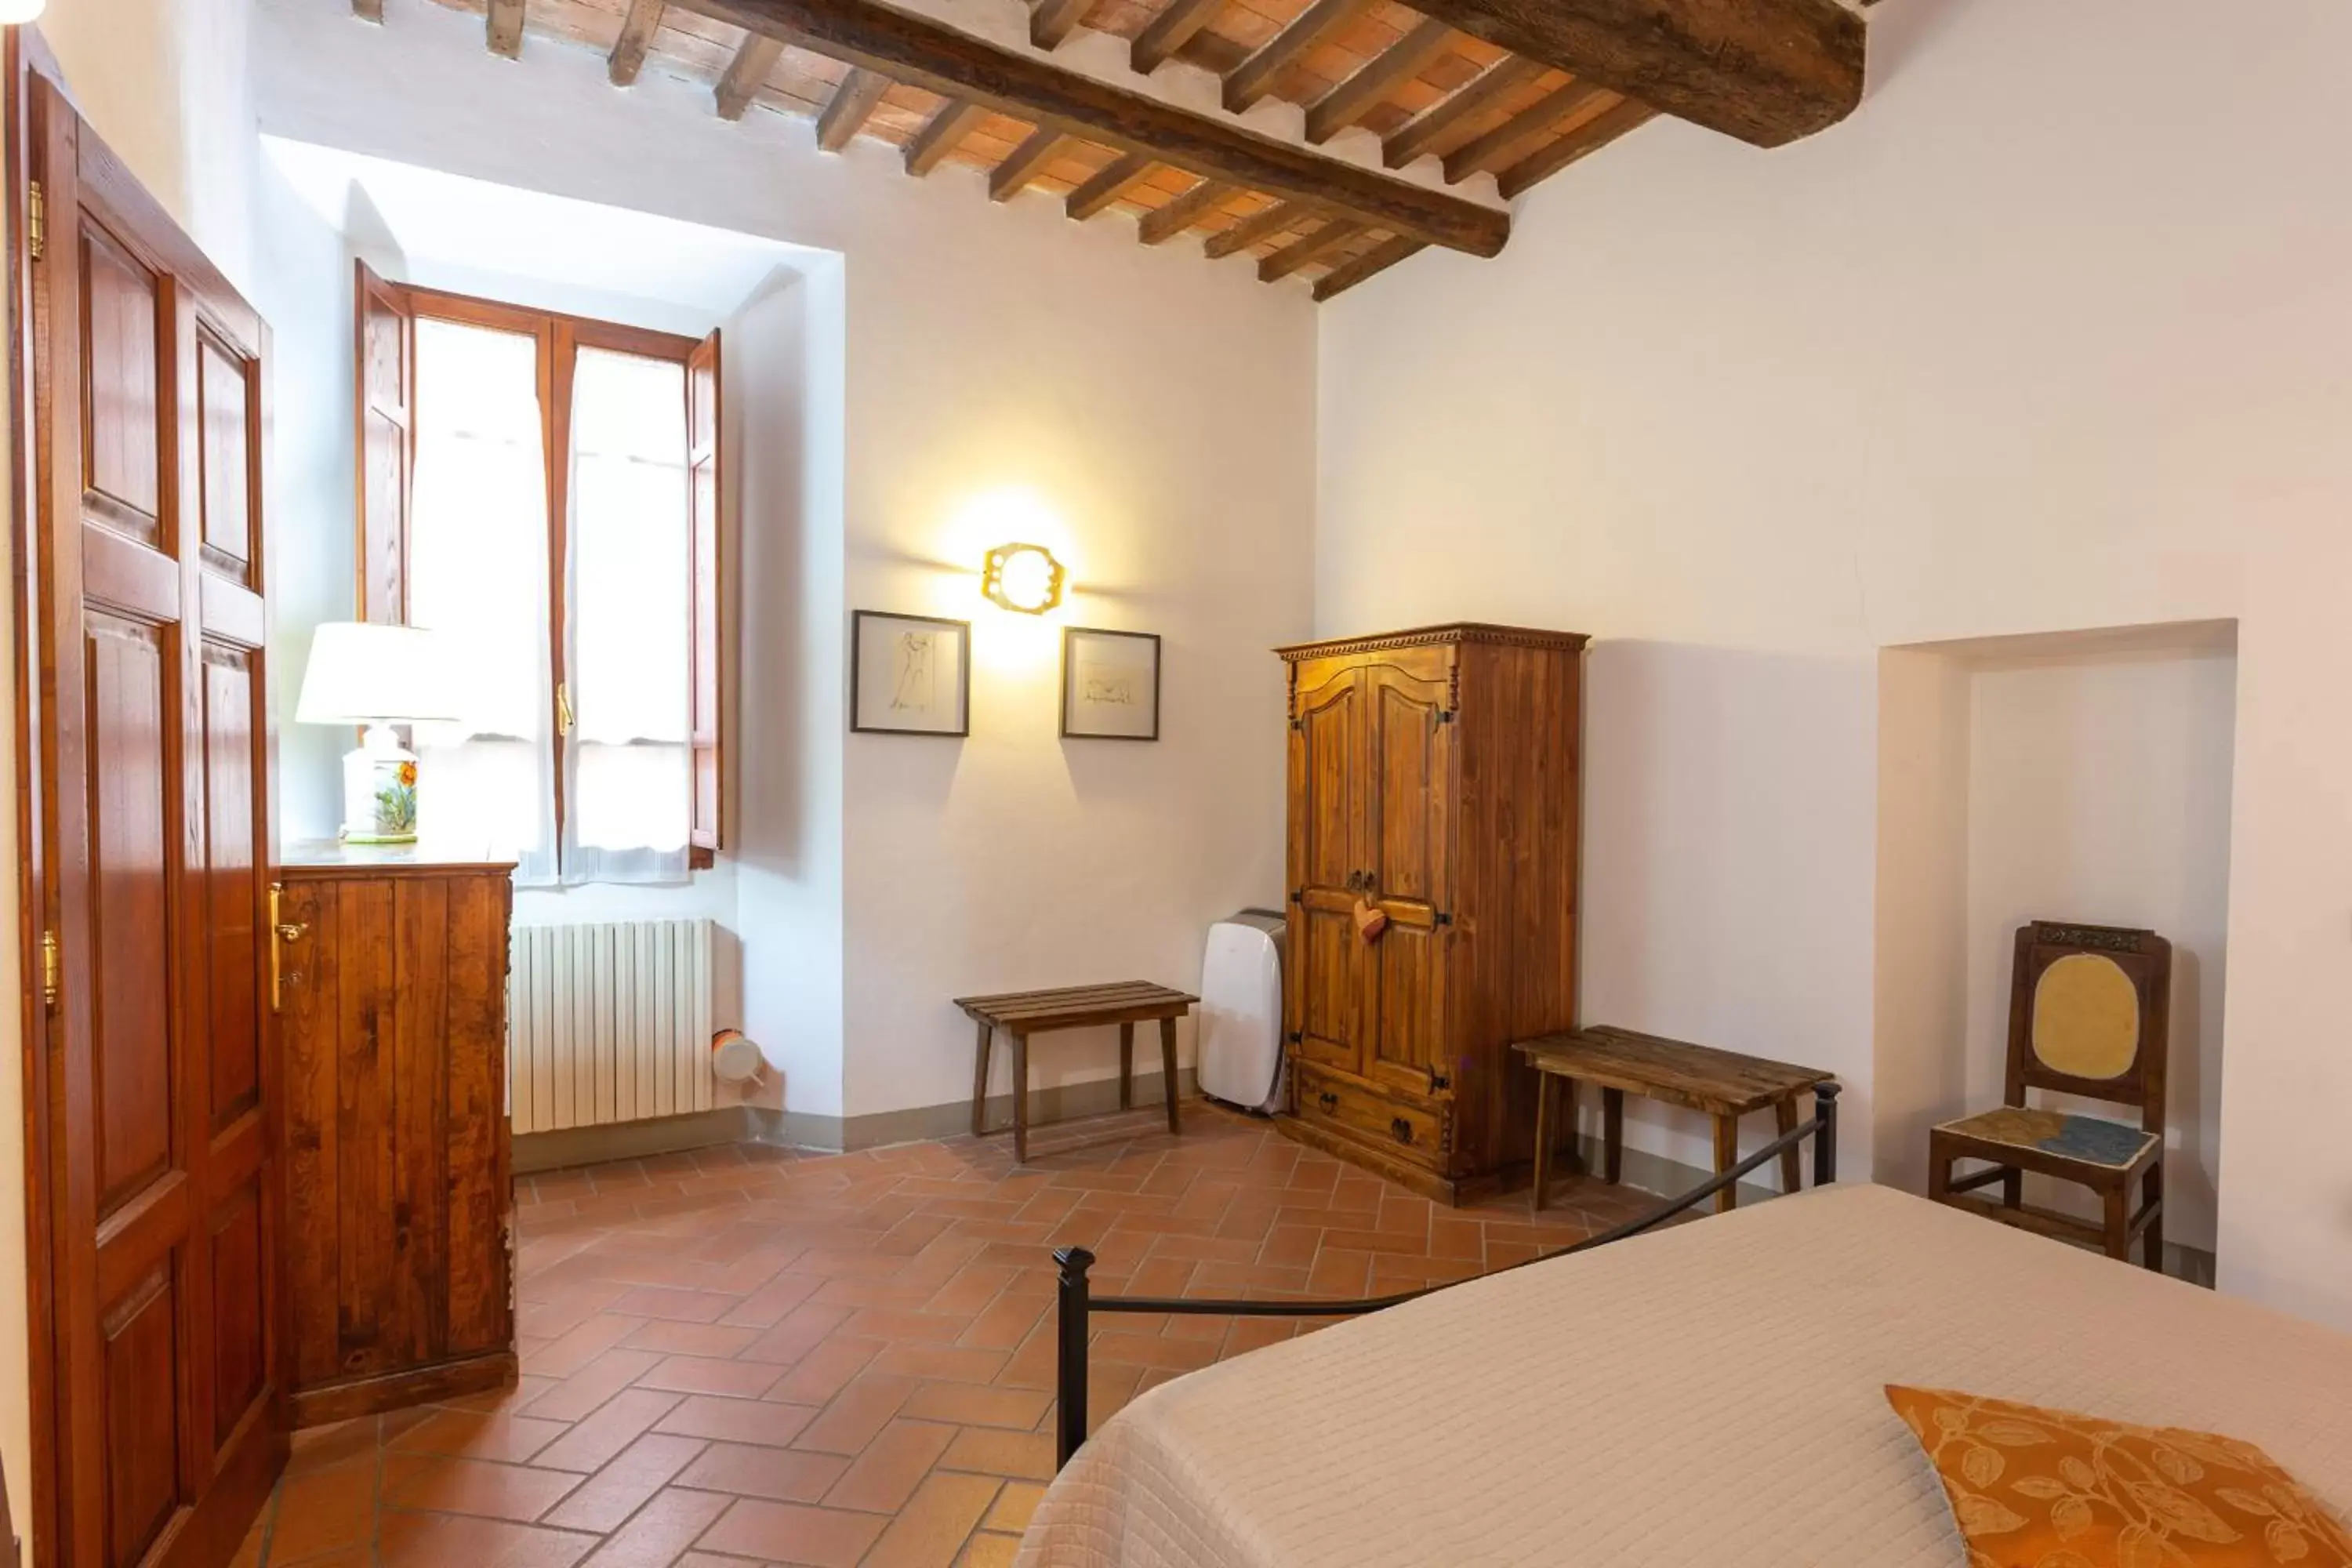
[1286,662,1370,1076]
[1360,663,1454,1099]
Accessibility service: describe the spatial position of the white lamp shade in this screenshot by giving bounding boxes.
[0,0,48,23]
[296,622,466,725]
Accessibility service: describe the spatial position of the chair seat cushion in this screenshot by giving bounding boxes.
[1936,1106,2158,1169]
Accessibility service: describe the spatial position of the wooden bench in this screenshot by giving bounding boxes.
[1513,1026,1835,1215]
[954,982,1197,1163]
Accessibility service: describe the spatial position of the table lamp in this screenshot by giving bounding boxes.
[296,622,464,844]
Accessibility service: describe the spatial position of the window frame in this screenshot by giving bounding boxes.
[354,265,722,872]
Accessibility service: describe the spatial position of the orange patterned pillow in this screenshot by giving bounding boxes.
[1886,1386,2352,1568]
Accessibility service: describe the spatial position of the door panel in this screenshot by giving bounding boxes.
[86,611,176,1218]
[1295,907,1361,1071]
[194,335,252,577]
[79,226,165,540]
[201,646,262,1130]
[102,1265,183,1567]
[207,1179,267,1447]
[1286,668,1367,1076]
[31,72,284,1568]
[1363,667,1453,1096]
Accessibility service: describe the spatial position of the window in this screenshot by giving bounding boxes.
[355,265,724,884]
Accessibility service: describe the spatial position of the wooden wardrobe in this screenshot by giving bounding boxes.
[1276,623,1586,1204]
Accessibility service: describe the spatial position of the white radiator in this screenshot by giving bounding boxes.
[509,919,716,1134]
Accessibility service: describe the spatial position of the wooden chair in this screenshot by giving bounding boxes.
[1929,920,2172,1269]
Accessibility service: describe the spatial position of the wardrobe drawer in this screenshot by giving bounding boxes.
[1296,1064,1449,1168]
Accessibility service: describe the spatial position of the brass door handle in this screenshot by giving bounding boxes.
[267,884,307,1013]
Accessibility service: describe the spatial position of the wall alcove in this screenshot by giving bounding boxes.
[1872,619,2237,1279]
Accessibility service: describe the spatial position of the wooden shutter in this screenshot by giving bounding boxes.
[686,328,724,859]
[354,260,414,622]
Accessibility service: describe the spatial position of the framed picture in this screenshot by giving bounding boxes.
[851,611,971,736]
[1061,626,1161,741]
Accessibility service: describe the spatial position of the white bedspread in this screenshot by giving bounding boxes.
[1019,1183,2352,1567]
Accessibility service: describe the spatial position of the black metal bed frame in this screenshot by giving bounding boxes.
[1051,1081,1840,1468]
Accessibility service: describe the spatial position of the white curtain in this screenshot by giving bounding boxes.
[562,346,691,884]
[408,318,559,885]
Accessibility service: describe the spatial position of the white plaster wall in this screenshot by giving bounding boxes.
[1869,648,1972,1197]
[1316,0,2352,1323]
[252,0,1316,1122]
[734,265,851,1116]
[42,0,257,289]
[1963,651,2237,1251]
[253,158,357,846]
[839,311,1311,1116]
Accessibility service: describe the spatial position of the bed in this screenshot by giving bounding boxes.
[1017,1181,2352,1567]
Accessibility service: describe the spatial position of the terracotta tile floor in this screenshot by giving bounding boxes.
[234,1099,1654,1568]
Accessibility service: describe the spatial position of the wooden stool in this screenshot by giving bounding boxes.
[1514,1026,1835,1214]
[954,982,1197,1163]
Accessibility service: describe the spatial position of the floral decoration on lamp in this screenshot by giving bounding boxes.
[295,622,463,844]
[981,542,1066,615]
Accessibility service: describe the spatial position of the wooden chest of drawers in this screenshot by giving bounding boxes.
[273,845,517,1425]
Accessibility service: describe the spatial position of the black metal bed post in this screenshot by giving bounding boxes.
[1813,1081,1840,1186]
[1054,1246,1095,1469]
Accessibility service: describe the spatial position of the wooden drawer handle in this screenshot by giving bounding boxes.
[1317,1091,1339,1112]
[1390,1117,1414,1145]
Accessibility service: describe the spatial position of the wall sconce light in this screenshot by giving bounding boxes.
[982,542,1066,615]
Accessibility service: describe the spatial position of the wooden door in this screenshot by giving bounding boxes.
[27,75,284,1568]
[1360,664,1453,1098]
[1285,662,1370,1076]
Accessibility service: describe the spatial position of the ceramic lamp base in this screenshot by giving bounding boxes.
[340,724,419,844]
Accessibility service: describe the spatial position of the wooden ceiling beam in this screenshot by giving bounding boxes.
[816,67,892,150]
[676,0,1510,254]
[487,0,525,57]
[1312,233,1425,299]
[1138,177,1236,244]
[610,0,666,83]
[1399,0,1864,148]
[1381,54,1541,169]
[1131,0,1223,74]
[1496,96,1653,197]
[1442,78,1610,181]
[716,34,786,118]
[1304,17,1452,144]
[1258,218,1363,281]
[1030,0,1092,49]
[906,98,989,174]
[1203,198,1311,260]
[1066,152,1156,219]
[1224,0,1380,114]
[992,128,1070,199]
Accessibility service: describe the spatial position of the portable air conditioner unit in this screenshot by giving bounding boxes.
[1196,909,1287,1113]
